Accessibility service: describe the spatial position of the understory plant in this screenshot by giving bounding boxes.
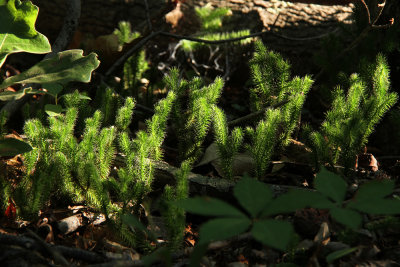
[166,68,224,163]
[306,54,398,172]
[0,0,100,155]
[214,41,313,179]
[177,167,400,265]
[180,4,252,52]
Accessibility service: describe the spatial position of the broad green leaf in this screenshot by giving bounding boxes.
[198,217,251,244]
[175,197,246,217]
[0,138,32,156]
[44,104,64,117]
[330,207,362,229]
[252,219,294,251]
[233,175,273,218]
[262,189,334,217]
[347,199,400,215]
[315,167,347,203]
[0,0,51,68]
[0,50,100,89]
[0,87,34,101]
[326,247,359,263]
[354,180,395,201]
[42,83,63,97]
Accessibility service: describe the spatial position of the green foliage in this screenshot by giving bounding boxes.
[0,49,100,90]
[162,160,191,250]
[307,54,398,171]
[195,4,231,32]
[245,41,313,178]
[115,97,135,131]
[0,137,33,157]
[274,167,400,229]
[245,109,281,179]
[181,30,252,52]
[18,109,116,217]
[212,105,243,179]
[180,5,252,52]
[0,0,51,68]
[326,247,359,264]
[164,68,223,163]
[115,86,176,214]
[113,21,140,46]
[122,50,149,99]
[177,175,296,251]
[178,168,400,264]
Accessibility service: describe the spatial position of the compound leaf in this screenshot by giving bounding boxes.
[330,207,362,229]
[263,189,334,216]
[315,167,347,203]
[234,175,273,218]
[198,217,251,244]
[348,198,400,215]
[252,219,294,251]
[354,180,395,201]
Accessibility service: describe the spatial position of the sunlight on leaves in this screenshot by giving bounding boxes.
[0,0,51,68]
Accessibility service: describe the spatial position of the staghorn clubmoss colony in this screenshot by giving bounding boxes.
[1,40,398,251]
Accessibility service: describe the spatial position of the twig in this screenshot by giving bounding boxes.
[143,0,153,32]
[53,245,108,264]
[360,0,371,25]
[227,100,290,127]
[314,0,393,81]
[105,30,266,76]
[105,31,162,77]
[159,31,264,45]
[271,28,340,41]
[46,0,81,59]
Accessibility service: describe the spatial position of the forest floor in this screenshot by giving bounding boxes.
[1,0,400,266]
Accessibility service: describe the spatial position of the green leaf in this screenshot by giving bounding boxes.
[0,0,51,68]
[0,87,34,101]
[42,83,63,97]
[330,207,362,229]
[347,199,400,215]
[326,247,359,263]
[44,104,64,117]
[198,217,251,244]
[0,50,100,89]
[315,167,347,203]
[175,197,246,217]
[233,175,273,218]
[252,219,294,251]
[0,138,32,157]
[354,180,395,201]
[263,189,334,217]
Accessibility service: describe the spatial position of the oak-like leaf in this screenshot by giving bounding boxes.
[0,0,51,68]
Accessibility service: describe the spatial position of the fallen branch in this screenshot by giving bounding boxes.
[314,0,394,81]
[105,30,265,76]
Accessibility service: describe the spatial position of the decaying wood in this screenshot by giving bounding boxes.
[152,160,312,198]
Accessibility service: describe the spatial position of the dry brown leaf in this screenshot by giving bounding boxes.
[165,2,183,28]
